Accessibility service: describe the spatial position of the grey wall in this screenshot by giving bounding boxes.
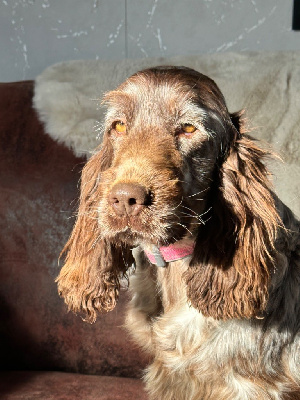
[0,0,299,82]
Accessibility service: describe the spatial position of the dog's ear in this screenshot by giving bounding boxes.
[56,136,133,323]
[185,111,281,320]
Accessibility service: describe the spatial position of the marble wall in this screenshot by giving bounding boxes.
[0,0,299,82]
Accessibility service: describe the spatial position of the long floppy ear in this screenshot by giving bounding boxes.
[56,136,134,323]
[185,112,281,320]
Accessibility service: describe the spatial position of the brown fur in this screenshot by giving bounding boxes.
[186,133,281,320]
[57,136,133,322]
[57,66,300,398]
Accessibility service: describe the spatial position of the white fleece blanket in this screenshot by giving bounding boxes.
[34,52,300,217]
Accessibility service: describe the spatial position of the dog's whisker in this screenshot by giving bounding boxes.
[200,207,212,217]
[179,211,205,224]
[171,197,184,211]
[176,222,193,236]
[187,187,209,198]
[179,205,205,223]
[181,214,205,225]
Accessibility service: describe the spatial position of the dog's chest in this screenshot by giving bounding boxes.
[129,257,299,398]
[150,261,258,374]
[151,260,214,369]
[156,259,189,312]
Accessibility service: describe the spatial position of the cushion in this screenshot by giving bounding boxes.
[0,371,147,400]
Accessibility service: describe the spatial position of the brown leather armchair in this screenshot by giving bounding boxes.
[0,81,148,400]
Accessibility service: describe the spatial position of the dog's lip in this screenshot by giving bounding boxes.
[106,222,188,247]
[113,224,151,238]
[103,208,190,243]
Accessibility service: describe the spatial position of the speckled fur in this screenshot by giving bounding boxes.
[58,67,300,399]
[126,232,300,399]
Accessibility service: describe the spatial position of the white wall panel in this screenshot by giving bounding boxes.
[0,0,299,82]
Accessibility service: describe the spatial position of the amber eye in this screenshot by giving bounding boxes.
[113,121,127,134]
[181,123,197,135]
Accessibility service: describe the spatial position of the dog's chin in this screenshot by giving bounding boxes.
[108,229,148,247]
[99,211,192,247]
[102,223,189,248]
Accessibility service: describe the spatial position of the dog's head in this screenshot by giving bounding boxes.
[57,67,280,322]
[95,66,238,245]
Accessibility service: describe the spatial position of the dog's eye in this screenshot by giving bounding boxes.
[112,121,127,135]
[181,123,197,135]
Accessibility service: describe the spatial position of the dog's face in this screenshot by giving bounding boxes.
[97,67,236,247]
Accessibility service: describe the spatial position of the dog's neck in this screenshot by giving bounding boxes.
[142,238,195,267]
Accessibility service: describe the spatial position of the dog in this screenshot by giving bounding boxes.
[57,66,300,399]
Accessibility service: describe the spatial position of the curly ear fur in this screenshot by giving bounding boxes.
[56,136,133,323]
[185,112,282,320]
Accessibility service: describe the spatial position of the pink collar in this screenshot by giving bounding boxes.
[144,239,195,267]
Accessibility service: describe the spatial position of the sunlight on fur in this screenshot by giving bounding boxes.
[57,66,300,399]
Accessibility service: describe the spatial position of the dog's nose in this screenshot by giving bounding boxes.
[108,183,151,216]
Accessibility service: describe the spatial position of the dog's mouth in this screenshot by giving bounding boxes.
[98,197,197,247]
[102,212,189,245]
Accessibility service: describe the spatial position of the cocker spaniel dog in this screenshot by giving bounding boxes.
[57,67,300,400]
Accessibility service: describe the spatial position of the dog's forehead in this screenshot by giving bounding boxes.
[105,67,228,122]
[120,70,200,103]
[105,77,200,123]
